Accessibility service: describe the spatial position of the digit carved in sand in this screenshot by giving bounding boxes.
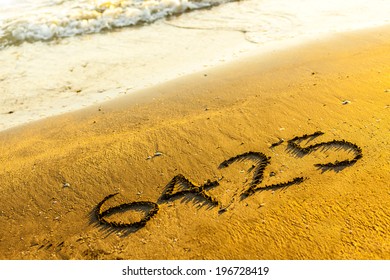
[286,131,363,169]
[95,193,159,229]
[159,174,220,206]
[218,151,305,199]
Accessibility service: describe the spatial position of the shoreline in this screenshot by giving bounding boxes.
[0,19,256,132]
[0,26,389,260]
[1,17,390,132]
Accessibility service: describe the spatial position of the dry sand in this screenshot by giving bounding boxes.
[0,26,389,260]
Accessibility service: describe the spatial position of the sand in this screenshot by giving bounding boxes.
[0,26,389,260]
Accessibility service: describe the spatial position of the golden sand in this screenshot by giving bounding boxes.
[0,26,389,260]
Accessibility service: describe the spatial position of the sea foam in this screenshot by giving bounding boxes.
[0,0,235,48]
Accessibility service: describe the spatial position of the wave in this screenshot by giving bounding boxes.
[0,0,236,48]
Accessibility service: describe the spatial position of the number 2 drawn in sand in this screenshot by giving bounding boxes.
[95,131,363,231]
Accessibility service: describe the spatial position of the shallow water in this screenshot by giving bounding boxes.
[165,0,390,44]
[1,0,389,49]
[0,0,235,48]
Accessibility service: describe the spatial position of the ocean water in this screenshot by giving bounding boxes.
[0,0,389,49]
[164,0,390,44]
[0,0,235,48]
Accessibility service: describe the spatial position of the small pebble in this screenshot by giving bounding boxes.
[342,100,351,105]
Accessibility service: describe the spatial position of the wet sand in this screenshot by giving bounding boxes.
[0,26,389,260]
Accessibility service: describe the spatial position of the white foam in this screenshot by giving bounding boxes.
[0,0,233,47]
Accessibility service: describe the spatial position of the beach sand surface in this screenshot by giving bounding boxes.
[0,26,389,260]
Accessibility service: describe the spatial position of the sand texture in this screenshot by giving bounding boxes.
[0,27,389,260]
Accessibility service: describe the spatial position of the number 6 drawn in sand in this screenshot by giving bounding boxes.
[95,131,363,231]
